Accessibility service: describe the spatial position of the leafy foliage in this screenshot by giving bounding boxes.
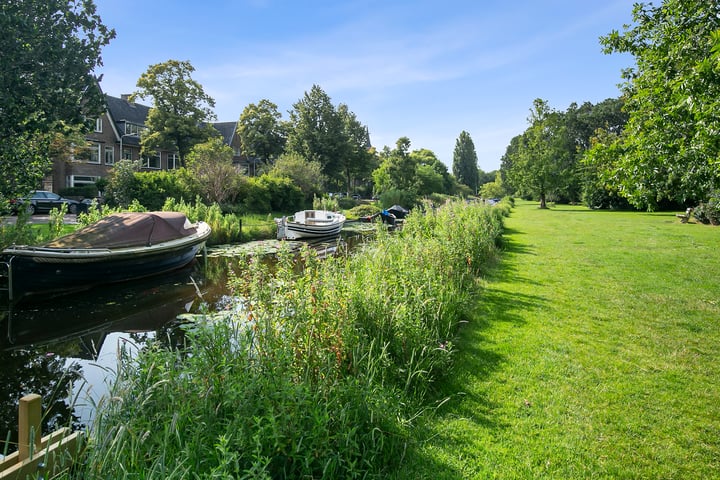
[104,160,142,208]
[268,152,326,203]
[600,0,720,208]
[237,99,286,164]
[186,137,241,205]
[505,99,570,208]
[133,60,217,165]
[286,85,375,192]
[452,131,480,193]
[0,0,114,201]
[373,137,418,197]
[240,174,305,213]
[286,85,346,180]
[502,98,627,207]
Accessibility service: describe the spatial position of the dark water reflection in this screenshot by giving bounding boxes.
[0,234,360,455]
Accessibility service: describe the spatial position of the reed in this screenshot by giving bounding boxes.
[70,199,508,479]
[162,197,275,244]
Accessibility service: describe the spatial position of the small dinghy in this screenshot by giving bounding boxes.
[275,210,345,240]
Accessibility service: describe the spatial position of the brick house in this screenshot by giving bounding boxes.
[49,94,247,194]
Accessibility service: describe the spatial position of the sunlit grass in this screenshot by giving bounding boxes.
[395,201,720,479]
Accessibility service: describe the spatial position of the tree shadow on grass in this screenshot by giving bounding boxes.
[394,224,547,479]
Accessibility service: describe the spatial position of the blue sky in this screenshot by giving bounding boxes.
[94,0,635,171]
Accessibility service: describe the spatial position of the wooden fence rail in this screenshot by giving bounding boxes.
[0,394,82,479]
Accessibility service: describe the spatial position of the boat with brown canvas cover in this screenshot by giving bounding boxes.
[0,212,211,303]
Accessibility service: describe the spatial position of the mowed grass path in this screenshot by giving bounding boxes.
[395,202,720,479]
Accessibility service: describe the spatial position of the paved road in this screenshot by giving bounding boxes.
[2,214,78,225]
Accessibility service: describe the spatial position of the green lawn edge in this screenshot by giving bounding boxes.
[394,201,720,479]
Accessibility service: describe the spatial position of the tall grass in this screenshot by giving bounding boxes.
[0,207,77,249]
[162,197,275,244]
[71,199,508,479]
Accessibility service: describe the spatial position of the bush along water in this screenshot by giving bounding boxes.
[75,199,510,479]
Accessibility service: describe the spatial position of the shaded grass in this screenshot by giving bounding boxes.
[395,202,720,479]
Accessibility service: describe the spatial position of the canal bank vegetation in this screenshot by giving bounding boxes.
[67,199,509,479]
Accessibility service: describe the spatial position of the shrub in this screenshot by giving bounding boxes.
[59,185,98,199]
[133,169,199,210]
[378,188,417,209]
[346,203,381,219]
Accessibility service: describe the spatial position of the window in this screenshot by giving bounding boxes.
[122,148,133,160]
[124,123,146,136]
[67,175,99,187]
[88,143,101,164]
[95,118,103,133]
[104,146,115,165]
[167,153,179,169]
[143,154,161,169]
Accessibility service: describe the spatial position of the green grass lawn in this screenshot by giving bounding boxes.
[395,201,720,479]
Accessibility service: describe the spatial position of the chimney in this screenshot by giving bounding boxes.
[121,94,132,102]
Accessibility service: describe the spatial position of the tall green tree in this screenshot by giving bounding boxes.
[506,99,569,209]
[237,99,286,165]
[286,85,345,185]
[452,131,480,194]
[372,137,418,195]
[0,0,114,203]
[132,60,217,167]
[337,104,375,194]
[600,0,720,208]
[411,149,453,195]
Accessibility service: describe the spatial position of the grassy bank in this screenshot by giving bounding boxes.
[396,201,720,478]
[69,200,507,479]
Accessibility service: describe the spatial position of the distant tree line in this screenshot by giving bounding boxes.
[501,0,720,211]
[499,97,628,209]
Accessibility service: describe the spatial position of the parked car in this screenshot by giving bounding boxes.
[11,190,81,215]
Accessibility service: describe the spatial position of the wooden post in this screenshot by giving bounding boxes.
[0,394,83,479]
[17,394,41,462]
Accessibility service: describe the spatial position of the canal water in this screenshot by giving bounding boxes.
[0,235,359,454]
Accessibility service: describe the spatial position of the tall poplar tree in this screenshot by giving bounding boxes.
[452,131,479,194]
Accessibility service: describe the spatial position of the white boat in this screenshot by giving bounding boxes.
[275,210,346,240]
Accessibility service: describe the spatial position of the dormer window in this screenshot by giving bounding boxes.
[124,122,146,136]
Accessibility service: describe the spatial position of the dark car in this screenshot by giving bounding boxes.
[11,190,80,215]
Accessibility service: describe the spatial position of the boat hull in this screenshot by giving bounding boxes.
[275,211,345,240]
[2,221,210,302]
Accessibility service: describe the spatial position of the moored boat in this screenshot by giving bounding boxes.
[275,210,345,240]
[0,211,211,303]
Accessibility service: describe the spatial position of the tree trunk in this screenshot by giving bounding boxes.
[539,192,547,209]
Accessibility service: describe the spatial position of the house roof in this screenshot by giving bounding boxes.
[103,94,237,151]
[105,94,150,126]
[211,121,237,146]
[105,94,151,147]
